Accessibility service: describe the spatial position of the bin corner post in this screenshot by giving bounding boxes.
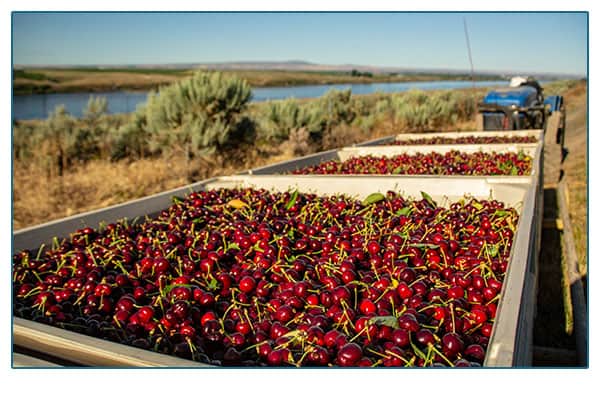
[475,113,484,131]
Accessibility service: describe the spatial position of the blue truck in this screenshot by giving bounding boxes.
[476,77,566,149]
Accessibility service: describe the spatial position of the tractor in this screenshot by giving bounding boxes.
[476,76,566,149]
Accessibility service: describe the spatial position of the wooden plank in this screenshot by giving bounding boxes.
[543,113,563,185]
[543,218,564,230]
[13,352,61,367]
[545,113,561,146]
[475,114,484,131]
[557,180,588,366]
[532,346,577,366]
[13,317,211,367]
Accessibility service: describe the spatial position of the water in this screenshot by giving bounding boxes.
[12,80,506,121]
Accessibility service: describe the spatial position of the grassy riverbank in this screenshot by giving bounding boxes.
[13,67,504,94]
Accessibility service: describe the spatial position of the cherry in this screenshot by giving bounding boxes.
[239,276,256,293]
[179,325,196,338]
[398,314,420,332]
[415,329,435,347]
[481,323,494,338]
[454,358,473,367]
[359,299,377,315]
[136,306,154,323]
[464,344,486,362]
[324,329,346,348]
[336,343,363,367]
[132,286,146,301]
[307,346,330,366]
[470,306,488,324]
[113,309,130,325]
[447,285,465,299]
[115,296,135,313]
[396,282,413,300]
[293,281,310,298]
[267,349,286,366]
[274,305,294,323]
[367,240,381,256]
[442,332,464,357]
[332,285,351,305]
[414,135,533,145]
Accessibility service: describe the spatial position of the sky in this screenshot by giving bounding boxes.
[11,11,588,76]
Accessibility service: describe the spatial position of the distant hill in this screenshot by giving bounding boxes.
[13,60,584,81]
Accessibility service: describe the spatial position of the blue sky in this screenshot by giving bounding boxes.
[12,12,588,76]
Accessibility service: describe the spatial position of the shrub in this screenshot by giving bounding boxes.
[257,98,322,143]
[111,105,151,161]
[144,70,253,158]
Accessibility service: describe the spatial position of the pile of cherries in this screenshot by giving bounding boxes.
[388,135,538,146]
[291,151,532,176]
[13,187,519,367]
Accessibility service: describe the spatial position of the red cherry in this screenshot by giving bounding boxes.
[336,343,363,366]
[367,240,381,256]
[359,299,377,315]
[137,306,154,323]
[442,332,464,357]
[239,276,256,293]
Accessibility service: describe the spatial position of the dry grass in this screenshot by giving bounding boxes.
[14,69,186,93]
[14,68,500,94]
[13,158,189,229]
[561,83,588,272]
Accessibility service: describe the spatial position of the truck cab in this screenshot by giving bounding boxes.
[478,77,546,130]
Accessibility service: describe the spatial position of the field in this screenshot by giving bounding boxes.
[13,67,503,94]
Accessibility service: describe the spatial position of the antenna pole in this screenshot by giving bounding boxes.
[463,17,475,89]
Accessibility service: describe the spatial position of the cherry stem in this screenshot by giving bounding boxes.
[428,344,454,367]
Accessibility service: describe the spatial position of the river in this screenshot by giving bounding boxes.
[12,80,506,121]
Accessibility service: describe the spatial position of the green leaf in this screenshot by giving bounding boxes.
[411,341,428,361]
[163,283,194,295]
[493,210,510,217]
[409,243,440,249]
[487,244,499,258]
[171,195,184,205]
[227,199,249,209]
[362,192,386,205]
[472,201,483,211]
[510,165,519,175]
[420,191,436,207]
[207,277,219,291]
[396,206,412,216]
[225,242,241,252]
[285,189,299,210]
[370,315,399,329]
